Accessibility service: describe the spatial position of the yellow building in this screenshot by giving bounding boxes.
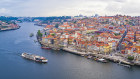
[104,44,111,54]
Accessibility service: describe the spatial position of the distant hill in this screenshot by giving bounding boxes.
[0,16,18,22]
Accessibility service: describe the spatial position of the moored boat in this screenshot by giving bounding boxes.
[118,62,131,68]
[81,54,85,57]
[41,46,51,50]
[21,53,48,63]
[97,58,108,63]
[87,55,92,59]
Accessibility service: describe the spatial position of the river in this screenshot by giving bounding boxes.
[0,22,140,79]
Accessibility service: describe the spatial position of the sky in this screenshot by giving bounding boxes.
[0,0,139,16]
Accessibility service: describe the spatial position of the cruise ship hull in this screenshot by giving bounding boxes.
[21,53,48,63]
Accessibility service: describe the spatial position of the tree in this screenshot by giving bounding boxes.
[74,21,77,24]
[55,24,59,28]
[111,23,114,25]
[37,30,43,37]
[51,33,55,36]
[114,33,120,36]
[127,56,134,61]
[91,36,95,41]
[45,32,47,35]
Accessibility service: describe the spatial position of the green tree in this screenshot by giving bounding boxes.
[51,33,55,36]
[114,33,120,36]
[45,32,47,35]
[55,24,59,28]
[37,30,43,37]
[127,56,134,61]
[111,23,114,25]
[74,21,77,24]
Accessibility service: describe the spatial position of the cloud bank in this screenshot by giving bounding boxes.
[0,0,139,16]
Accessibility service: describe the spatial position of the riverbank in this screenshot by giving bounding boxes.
[63,47,140,66]
[63,46,135,65]
[62,47,86,55]
[0,26,21,32]
[37,35,140,66]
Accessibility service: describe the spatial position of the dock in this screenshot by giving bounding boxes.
[62,47,86,55]
[90,53,134,65]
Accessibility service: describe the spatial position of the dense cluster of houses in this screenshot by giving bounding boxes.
[121,25,140,60]
[40,15,140,56]
[0,21,19,31]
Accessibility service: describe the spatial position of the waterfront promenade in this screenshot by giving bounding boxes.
[63,47,87,55]
[63,46,134,65]
[38,37,137,66]
[38,36,140,66]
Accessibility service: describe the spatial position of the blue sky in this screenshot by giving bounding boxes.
[0,0,139,16]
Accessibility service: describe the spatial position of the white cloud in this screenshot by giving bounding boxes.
[0,0,139,16]
[0,8,10,14]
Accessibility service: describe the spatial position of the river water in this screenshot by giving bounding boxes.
[0,22,140,79]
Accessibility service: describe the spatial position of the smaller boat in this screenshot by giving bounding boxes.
[118,62,131,68]
[122,64,131,68]
[21,53,48,63]
[87,55,92,59]
[81,54,85,57]
[30,33,34,37]
[41,46,51,50]
[97,58,108,63]
[93,57,98,61]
